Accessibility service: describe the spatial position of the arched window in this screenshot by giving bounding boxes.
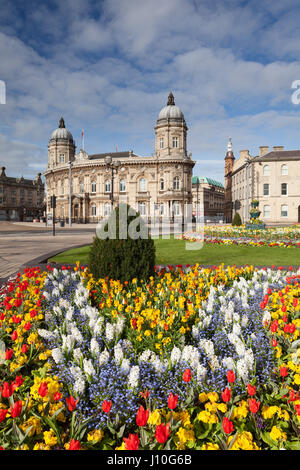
[281,164,288,176]
[104,202,111,216]
[281,204,288,217]
[105,180,111,192]
[91,203,97,216]
[173,176,180,190]
[160,178,164,191]
[139,178,146,192]
[263,165,270,176]
[263,205,270,218]
[91,181,96,193]
[138,202,146,216]
[120,179,126,192]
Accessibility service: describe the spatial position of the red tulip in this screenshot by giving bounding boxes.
[183,368,192,383]
[123,433,140,450]
[12,375,24,390]
[11,400,22,418]
[0,409,8,423]
[155,423,170,444]
[222,416,234,434]
[289,323,296,334]
[66,396,79,412]
[227,370,235,384]
[136,405,149,427]
[293,298,298,308]
[249,398,260,414]
[247,384,256,396]
[5,349,13,360]
[24,322,31,331]
[21,344,28,354]
[168,392,178,410]
[0,382,13,399]
[68,439,80,450]
[11,331,18,341]
[38,382,48,398]
[140,390,149,400]
[280,366,288,378]
[272,338,278,348]
[270,320,279,333]
[102,400,112,413]
[221,387,231,403]
[53,391,62,402]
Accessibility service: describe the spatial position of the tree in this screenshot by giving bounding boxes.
[88,203,156,282]
[232,212,242,226]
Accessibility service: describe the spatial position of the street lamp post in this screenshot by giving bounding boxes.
[196,178,200,223]
[105,156,121,210]
[69,161,73,227]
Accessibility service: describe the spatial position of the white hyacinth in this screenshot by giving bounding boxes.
[51,348,63,364]
[99,349,110,366]
[128,365,140,388]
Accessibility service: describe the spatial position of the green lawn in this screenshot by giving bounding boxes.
[48,237,300,267]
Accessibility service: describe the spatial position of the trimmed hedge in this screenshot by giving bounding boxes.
[88,203,156,282]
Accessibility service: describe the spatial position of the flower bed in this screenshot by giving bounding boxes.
[0,263,299,450]
[180,230,300,248]
[193,225,300,243]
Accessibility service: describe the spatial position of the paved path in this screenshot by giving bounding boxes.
[0,222,96,283]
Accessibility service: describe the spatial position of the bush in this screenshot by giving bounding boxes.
[232,212,242,226]
[88,203,156,282]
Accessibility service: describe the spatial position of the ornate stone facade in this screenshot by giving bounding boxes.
[0,167,44,221]
[44,93,195,223]
[225,141,300,225]
[192,176,225,223]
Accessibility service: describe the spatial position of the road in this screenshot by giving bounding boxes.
[0,222,96,284]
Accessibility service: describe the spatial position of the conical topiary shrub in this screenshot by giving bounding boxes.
[232,212,242,226]
[88,203,156,282]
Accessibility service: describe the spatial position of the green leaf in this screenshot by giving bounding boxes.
[261,432,277,449]
[286,441,300,450]
[117,424,126,439]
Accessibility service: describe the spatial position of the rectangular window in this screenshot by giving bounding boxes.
[281,205,288,217]
[172,137,178,148]
[159,138,164,149]
[281,183,287,195]
[263,183,269,196]
[263,205,271,218]
[138,202,146,216]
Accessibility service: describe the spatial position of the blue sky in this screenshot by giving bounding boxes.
[1,0,300,183]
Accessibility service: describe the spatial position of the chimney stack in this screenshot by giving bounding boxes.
[259,146,269,157]
[273,146,284,152]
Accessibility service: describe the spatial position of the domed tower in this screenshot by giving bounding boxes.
[224,137,235,223]
[47,117,76,168]
[155,92,188,159]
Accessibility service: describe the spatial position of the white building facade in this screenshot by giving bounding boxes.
[225,142,300,225]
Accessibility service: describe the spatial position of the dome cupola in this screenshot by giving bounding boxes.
[157,91,185,122]
[50,117,74,142]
